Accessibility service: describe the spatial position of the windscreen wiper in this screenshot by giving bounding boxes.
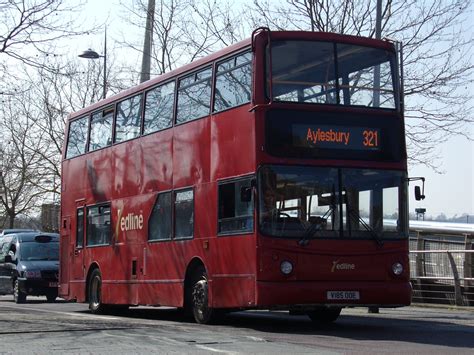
[299,194,335,246]
[344,188,384,247]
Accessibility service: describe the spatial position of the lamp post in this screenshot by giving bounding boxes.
[79,26,107,99]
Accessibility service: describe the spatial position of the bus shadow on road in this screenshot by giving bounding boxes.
[227,310,474,349]
[105,307,474,349]
[0,297,70,305]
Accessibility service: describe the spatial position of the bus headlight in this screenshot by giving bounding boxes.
[392,262,403,276]
[280,260,293,275]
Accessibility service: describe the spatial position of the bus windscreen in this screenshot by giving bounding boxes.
[270,40,397,109]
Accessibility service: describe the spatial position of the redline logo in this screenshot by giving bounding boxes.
[117,209,144,232]
[331,260,355,272]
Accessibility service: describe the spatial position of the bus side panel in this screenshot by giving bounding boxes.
[211,276,255,308]
[61,158,89,207]
[83,244,141,305]
[112,140,143,200]
[173,118,211,188]
[59,216,70,298]
[101,282,139,306]
[61,158,89,302]
[209,236,257,308]
[140,130,174,194]
[194,183,215,241]
[210,105,256,181]
[142,241,190,307]
[137,183,214,307]
[138,282,183,307]
[69,281,86,303]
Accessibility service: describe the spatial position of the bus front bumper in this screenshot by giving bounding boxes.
[255,280,412,308]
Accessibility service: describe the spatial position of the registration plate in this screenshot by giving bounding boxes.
[327,291,360,300]
[49,282,58,287]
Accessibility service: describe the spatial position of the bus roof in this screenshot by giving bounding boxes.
[69,37,251,121]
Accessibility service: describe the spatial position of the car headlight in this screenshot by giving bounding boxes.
[392,262,403,276]
[280,260,293,275]
[25,270,41,278]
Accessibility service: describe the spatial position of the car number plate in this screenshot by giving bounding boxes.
[49,282,58,287]
[327,291,360,300]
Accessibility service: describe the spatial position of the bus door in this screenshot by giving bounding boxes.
[59,216,71,297]
[70,205,86,284]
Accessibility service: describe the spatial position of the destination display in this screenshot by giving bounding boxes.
[265,109,405,162]
[293,124,381,151]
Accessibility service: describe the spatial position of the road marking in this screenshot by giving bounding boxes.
[195,345,236,354]
[245,336,266,342]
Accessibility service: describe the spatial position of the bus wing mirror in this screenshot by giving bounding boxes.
[407,176,425,201]
[240,186,252,202]
[414,186,425,201]
[4,254,12,263]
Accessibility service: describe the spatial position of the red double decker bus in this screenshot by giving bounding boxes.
[60,28,411,324]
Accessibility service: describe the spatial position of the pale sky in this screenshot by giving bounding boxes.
[73,1,474,219]
[409,134,473,218]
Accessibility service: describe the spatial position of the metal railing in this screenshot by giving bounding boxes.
[409,230,474,306]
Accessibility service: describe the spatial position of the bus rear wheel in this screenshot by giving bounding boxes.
[190,267,214,324]
[88,269,107,314]
[307,307,342,324]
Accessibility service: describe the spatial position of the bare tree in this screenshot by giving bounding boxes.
[118,0,245,77]
[0,0,101,111]
[0,94,47,228]
[0,0,92,226]
[0,48,127,228]
[17,52,126,199]
[250,0,474,168]
[0,0,92,69]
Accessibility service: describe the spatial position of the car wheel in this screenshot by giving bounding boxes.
[88,268,108,314]
[13,279,26,304]
[307,307,342,324]
[46,291,57,303]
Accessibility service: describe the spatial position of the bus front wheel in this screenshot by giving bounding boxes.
[190,266,214,324]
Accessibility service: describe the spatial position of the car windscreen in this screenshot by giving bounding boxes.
[19,242,59,261]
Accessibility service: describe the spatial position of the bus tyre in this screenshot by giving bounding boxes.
[191,267,214,324]
[307,307,341,324]
[13,279,26,304]
[88,269,107,314]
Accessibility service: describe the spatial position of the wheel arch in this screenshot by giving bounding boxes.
[85,262,100,302]
[183,257,207,307]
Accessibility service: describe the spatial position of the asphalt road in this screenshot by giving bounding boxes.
[0,295,473,354]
